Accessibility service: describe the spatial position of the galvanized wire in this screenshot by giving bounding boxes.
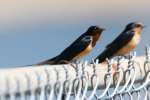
[0,47,150,100]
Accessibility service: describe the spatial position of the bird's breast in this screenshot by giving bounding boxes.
[115,34,141,56]
[73,43,93,60]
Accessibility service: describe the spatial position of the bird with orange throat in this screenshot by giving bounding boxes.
[38,26,105,65]
[95,22,145,63]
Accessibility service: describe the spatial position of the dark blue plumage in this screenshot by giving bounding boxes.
[38,26,105,65]
[95,22,145,63]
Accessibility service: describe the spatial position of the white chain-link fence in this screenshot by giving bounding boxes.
[0,47,150,100]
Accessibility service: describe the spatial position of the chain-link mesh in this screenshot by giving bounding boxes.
[0,47,150,100]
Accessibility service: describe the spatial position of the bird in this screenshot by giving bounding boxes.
[37,26,105,65]
[95,22,145,63]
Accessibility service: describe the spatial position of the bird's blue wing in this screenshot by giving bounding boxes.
[106,30,134,50]
[95,31,135,63]
[59,35,92,60]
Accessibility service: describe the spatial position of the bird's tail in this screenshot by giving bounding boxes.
[37,56,60,65]
[95,49,113,63]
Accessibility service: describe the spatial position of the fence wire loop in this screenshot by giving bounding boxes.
[33,71,42,100]
[111,59,124,97]
[1,48,150,100]
[88,59,99,100]
[44,68,52,100]
[61,65,73,100]
[145,46,150,61]
[144,46,150,75]
[53,68,64,100]
[72,62,82,99]
[14,77,21,100]
[96,58,113,99]
[44,68,50,84]
[24,73,32,100]
[4,77,10,100]
[80,62,89,100]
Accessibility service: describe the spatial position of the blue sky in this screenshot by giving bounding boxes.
[0,0,150,68]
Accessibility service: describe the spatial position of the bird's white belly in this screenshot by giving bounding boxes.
[115,34,141,56]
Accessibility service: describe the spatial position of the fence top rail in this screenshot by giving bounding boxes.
[0,56,147,95]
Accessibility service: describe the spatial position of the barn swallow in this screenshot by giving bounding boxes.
[95,22,145,63]
[37,26,105,65]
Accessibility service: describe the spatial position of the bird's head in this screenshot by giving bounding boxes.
[85,26,105,47]
[124,22,145,33]
[86,26,105,36]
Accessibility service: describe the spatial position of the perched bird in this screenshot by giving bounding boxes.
[95,22,145,63]
[37,26,105,65]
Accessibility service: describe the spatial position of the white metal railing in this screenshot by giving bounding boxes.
[0,47,150,100]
